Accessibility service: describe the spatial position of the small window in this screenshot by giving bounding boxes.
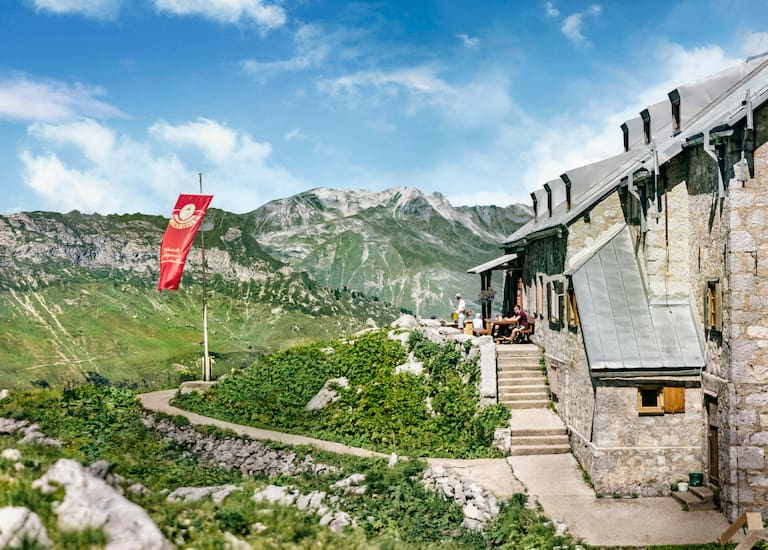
[637,387,686,415]
[705,279,723,333]
[549,280,563,325]
[566,287,579,329]
[638,387,663,415]
[536,275,544,319]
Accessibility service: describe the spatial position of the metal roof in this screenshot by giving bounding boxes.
[570,227,705,373]
[504,149,644,245]
[505,56,768,248]
[467,253,518,274]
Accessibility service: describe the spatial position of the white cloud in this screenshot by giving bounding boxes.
[285,128,306,141]
[456,33,479,49]
[241,23,365,79]
[20,118,305,214]
[149,118,239,164]
[383,39,744,208]
[561,4,601,46]
[544,1,559,17]
[318,65,512,127]
[28,0,121,20]
[0,75,123,123]
[743,32,768,59]
[154,0,285,28]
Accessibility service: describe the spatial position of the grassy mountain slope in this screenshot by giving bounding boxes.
[249,187,531,317]
[0,210,397,389]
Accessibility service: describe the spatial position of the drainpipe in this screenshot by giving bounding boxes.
[627,168,647,233]
[650,139,661,221]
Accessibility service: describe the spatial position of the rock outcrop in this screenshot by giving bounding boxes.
[32,458,171,550]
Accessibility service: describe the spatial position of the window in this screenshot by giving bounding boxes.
[566,287,579,329]
[549,279,563,325]
[637,386,686,415]
[705,279,723,333]
[637,387,663,415]
[537,275,544,319]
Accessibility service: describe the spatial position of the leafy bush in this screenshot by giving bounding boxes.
[175,330,508,458]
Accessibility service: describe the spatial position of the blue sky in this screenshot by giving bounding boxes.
[1,0,767,215]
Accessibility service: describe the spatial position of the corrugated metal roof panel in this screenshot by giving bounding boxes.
[571,227,704,373]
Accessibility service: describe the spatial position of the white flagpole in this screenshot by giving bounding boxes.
[199,173,211,382]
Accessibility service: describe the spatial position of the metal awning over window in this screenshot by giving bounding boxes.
[570,227,705,375]
[467,253,518,274]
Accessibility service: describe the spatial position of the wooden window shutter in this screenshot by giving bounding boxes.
[715,282,723,332]
[664,387,685,413]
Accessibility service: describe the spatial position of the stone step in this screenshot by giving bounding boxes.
[510,427,567,437]
[500,384,548,394]
[496,357,541,369]
[497,363,541,372]
[689,486,714,501]
[508,444,571,456]
[509,435,569,446]
[501,392,549,401]
[496,347,541,355]
[498,377,546,387]
[502,399,550,409]
[498,370,546,379]
[671,490,717,511]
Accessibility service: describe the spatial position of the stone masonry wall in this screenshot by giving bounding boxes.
[720,102,768,520]
[568,385,704,497]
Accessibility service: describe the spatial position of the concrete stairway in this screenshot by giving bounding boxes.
[497,344,570,456]
[671,485,717,511]
[497,344,549,409]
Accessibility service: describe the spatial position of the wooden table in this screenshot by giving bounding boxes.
[486,318,519,339]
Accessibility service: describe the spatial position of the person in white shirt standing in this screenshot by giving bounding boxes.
[455,293,466,328]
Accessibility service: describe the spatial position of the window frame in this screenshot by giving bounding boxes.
[705,278,723,336]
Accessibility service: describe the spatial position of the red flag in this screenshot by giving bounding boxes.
[158,193,213,291]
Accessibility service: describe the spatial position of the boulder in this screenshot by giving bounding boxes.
[32,458,170,550]
[166,485,241,506]
[0,389,9,401]
[394,353,424,376]
[304,378,349,411]
[391,315,419,330]
[419,319,442,328]
[0,507,50,549]
[0,449,21,462]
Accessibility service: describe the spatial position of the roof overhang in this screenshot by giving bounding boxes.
[467,253,518,274]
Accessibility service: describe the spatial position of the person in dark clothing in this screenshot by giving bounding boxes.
[510,305,529,343]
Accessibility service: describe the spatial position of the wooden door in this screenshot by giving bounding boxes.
[707,396,719,486]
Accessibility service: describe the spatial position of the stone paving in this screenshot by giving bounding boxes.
[139,389,743,548]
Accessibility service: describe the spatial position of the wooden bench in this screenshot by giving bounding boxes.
[513,319,535,344]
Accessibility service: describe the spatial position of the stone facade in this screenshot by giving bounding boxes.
[491,63,768,517]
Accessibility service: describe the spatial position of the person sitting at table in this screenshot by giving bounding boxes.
[472,312,484,331]
[509,305,530,343]
[491,314,508,341]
